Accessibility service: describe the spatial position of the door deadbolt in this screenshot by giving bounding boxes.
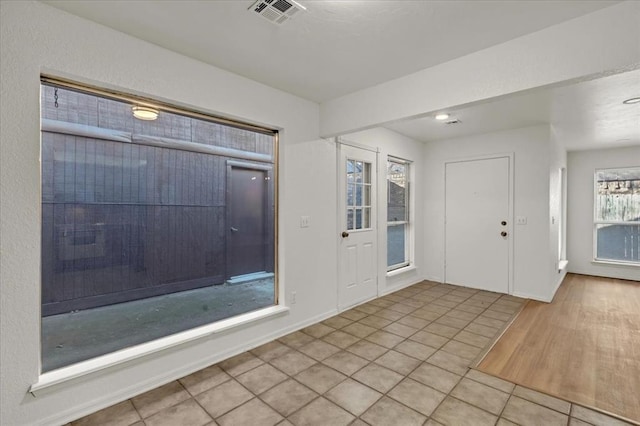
[501,231,508,237]
[501,221,507,226]
[341,231,349,238]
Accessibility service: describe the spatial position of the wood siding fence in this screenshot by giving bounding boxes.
[41,86,275,316]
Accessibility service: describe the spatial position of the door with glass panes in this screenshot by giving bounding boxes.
[338,143,378,310]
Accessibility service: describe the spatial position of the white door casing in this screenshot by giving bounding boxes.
[445,155,512,294]
[337,141,378,311]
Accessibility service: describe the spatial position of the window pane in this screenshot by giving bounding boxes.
[595,168,640,222]
[347,208,354,230]
[41,84,276,372]
[388,161,407,221]
[355,183,362,205]
[363,207,370,229]
[355,208,363,229]
[347,160,354,183]
[364,162,371,184]
[387,224,406,267]
[347,183,354,206]
[596,224,640,262]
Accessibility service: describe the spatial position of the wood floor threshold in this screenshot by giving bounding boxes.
[471,299,528,369]
[473,368,640,426]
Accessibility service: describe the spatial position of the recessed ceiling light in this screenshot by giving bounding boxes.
[622,97,640,104]
[132,106,159,121]
[435,113,450,121]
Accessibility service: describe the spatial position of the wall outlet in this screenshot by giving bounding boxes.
[516,216,527,225]
[291,291,297,304]
[300,216,311,228]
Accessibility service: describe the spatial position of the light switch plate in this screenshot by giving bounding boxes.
[300,216,311,228]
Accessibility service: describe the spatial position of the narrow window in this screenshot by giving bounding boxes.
[40,80,277,372]
[594,167,640,265]
[387,158,410,271]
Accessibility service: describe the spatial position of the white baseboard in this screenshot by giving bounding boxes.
[43,309,338,426]
[380,277,426,296]
[567,268,640,282]
[512,291,552,303]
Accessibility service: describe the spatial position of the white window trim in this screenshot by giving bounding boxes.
[387,157,411,272]
[30,305,289,395]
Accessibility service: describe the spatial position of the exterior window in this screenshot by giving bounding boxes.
[387,158,410,270]
[594,167,640,265]
[40,81,277,372]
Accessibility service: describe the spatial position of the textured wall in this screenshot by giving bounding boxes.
[567,147,640,281]
[1,2,327,425]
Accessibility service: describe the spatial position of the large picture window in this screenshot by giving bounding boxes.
[40,80,277,372]
[387,158,410,271]
[594,167,640,265]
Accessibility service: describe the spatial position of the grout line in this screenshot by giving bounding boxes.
[75,281,633,426]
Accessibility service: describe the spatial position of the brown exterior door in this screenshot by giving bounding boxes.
[226,162,273,279]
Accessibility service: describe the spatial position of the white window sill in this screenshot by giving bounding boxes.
[591,259,640,268]
[387,265,416,277]
[30,305,290,395]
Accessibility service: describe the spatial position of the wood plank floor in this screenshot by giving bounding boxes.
[478,273,640,424]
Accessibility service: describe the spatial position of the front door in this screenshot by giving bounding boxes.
[445,156,511,293]
[227,162,272,279]
[338,143,378,310]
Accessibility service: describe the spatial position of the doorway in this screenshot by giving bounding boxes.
[226,161,274,280]
[337,142,378,310]
[445,155,512,293]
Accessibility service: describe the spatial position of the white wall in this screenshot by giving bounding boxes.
[0,2,337,425]
[423,125,559,301]
[548,127,569,295]
[342,128,426,294]
[320,1,640,136]
[567,147,640,281]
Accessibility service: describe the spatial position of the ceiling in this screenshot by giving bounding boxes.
[44,0,619,102]
[43,0,638,152]
[386,69,640,151]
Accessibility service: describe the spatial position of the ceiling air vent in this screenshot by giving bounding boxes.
[445,119,462,125]
[250,0,306,25]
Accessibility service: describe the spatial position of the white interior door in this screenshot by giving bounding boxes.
[445,156,511,293]
[338,143,377,311]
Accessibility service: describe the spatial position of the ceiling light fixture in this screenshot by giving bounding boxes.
[132,106,159,121]
[435,113,450,121]
[622,97,640,105]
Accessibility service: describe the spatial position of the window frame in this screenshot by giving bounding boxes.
[592,166,640,266]
[386,156,411,272]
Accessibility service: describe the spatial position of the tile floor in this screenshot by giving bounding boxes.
[70,281,633,426]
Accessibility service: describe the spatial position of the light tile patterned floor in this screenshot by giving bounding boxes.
[70,281,634,426]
